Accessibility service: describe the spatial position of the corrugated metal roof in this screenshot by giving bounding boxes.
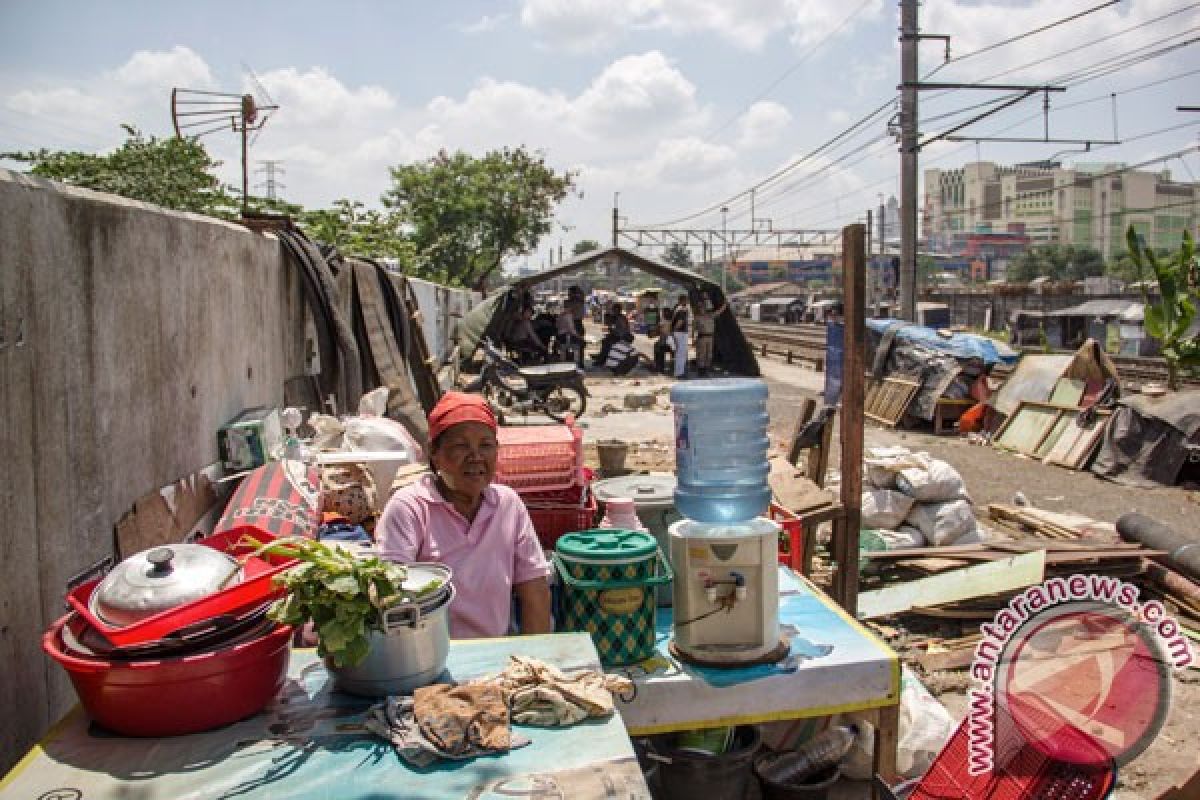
[1047,299,1137,318]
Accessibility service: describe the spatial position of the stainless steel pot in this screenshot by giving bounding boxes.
[326,583,455,697]
[90,544,243,627]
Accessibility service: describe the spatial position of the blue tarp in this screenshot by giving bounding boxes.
[867,318,1019,365]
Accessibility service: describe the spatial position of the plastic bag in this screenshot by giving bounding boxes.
[905,499,977,546]
[309,414,345,450]
[342,416,424,463]
[358,387,390,417]
[897,667,955,779]
[895,457,967,503]
[862,489,916,530]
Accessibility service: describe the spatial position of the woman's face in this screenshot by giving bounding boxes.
[431,422,499,498]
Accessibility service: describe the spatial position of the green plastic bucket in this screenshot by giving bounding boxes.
[553,529,672,666]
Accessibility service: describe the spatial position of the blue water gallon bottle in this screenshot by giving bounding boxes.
[671,378,771,523]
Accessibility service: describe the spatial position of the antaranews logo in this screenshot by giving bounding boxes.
[967,574,1193,777]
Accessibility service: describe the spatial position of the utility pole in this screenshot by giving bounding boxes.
[721,206,729,294]
[612,192,620,248]
[878,194,886,311]
[866,209,873,314]
[900,0,919,322]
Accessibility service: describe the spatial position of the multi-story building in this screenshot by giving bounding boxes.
[924,160,1199,261]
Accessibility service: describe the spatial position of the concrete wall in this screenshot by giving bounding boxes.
[406,276,481,364]
[0,170,307,772]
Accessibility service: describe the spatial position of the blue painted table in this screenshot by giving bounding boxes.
[1,633,649,800]
[607,570,901,778]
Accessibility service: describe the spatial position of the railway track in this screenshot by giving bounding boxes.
[739,320,1198,389]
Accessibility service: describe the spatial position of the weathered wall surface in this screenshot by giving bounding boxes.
[0,170,306,772]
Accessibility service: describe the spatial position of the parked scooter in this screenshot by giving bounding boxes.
[464,339,588,423]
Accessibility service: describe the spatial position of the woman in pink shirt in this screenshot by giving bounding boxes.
[376,392,553,638]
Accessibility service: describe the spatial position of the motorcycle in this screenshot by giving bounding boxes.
[464,339,588,423]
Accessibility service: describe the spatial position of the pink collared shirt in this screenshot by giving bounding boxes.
[376,475,550,639]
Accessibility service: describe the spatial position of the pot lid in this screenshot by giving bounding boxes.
[399,562,453,611]
[556,529,657,561]
[592,473,676,510]
[90,544,243,628]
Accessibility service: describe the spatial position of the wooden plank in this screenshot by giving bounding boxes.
[863,543,991,560]
[835,223,866,616]
[995,402,1063,455]
[1034,410,1076,459]
[786,396,817,466]
[858,551,1047,620]
[1049,376,1086,406]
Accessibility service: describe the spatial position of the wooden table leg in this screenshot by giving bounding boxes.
[874,701,900,785]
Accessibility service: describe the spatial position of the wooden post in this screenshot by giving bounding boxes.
[834,223,866,615]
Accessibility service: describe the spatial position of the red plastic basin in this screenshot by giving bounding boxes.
[44,614,292,737]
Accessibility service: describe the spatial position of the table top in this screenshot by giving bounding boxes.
[1,633,650,800]
[610,571,900,735]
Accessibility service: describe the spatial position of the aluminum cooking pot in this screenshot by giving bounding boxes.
[327,581,455,697]
[90,544,243,628]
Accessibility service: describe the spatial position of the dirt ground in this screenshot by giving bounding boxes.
[567,350,1200,799]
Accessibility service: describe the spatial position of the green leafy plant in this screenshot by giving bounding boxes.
[1125,226,1200,390]
[245,537,440,668]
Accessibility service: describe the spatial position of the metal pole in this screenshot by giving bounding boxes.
[721,206,729,293]
[900,0,919,321]
[612,192,620,247]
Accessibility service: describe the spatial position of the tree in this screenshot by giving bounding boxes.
[300,199,414,263]
[3,125,237,216]
[1126,226,1200,389]
[1009,245,1106,283]
[382,147,575,290]
[572,239,601,256]
[662,242,694,269]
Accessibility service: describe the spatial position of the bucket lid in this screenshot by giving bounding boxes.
[593,473,676,510]
[556,529,657,561]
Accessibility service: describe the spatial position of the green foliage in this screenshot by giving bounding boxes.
[248,536,442,668]
[1009,245,1106,283]
[1126,226,1200,389]
[383,147,576,290]
[3,126,237,216]
[300,199,416,263]
[572,239,601,256]
[662,242,694,269]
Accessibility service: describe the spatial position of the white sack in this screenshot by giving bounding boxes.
[309,414,345,450]
[951,526,985,545]
[895,457,967,503]
[877,526,927,550]
[861,489,916,530]
[867,465,898,489]
[358,387,390,416]
[905,498,977,546]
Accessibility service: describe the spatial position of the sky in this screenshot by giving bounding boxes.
[2,0,1198,269]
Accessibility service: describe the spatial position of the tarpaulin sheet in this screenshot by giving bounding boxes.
[0,635,648,800]
[866,319,1018,366]
[1091,390,1200,488]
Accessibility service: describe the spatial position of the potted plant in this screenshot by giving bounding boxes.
[246,537,453,695]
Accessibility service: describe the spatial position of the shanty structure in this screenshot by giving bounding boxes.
[456,246,762,376]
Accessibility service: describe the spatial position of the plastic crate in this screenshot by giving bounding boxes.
[910,718,1116,800]
[528,493,598,550]
[517,467,594,507]
[495,422,583,492]
[770,503,805,571]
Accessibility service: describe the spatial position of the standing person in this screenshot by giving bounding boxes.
[555,305,583,364]
[377,392,552,638]
[693,289,727,377]
[670,293,690,379]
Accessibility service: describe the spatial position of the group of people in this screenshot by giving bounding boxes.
[503,285,727,379]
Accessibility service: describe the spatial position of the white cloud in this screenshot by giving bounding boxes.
[827,109,851,126]
[737,101,792,148]
[114,46,215,90]
[648,136,737,182]
[519,0,885,52]
[572,51,702,135]
[458,13,510,35]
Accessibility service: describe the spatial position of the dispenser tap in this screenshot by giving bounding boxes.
[731,571,748,601]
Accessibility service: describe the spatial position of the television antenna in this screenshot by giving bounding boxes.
[170,74,278,211]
